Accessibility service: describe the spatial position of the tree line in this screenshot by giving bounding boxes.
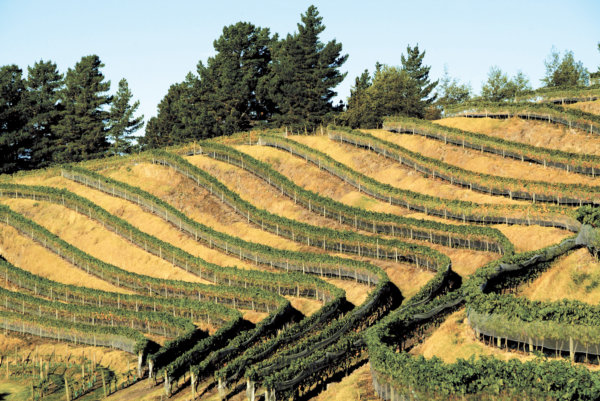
[141,5,347,148]
[1,4,598,173]
[0,56,143,174]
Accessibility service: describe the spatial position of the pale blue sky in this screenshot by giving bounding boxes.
[1,0,599,126]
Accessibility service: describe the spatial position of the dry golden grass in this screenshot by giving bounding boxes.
[187,153,348,231]
[565,99,600,115]
[236,144,426,219]
[367,129,600,186]
[242,310,269,324]
[3,198,210,284]
[520,248,600,304]
[411,308,600,372]
[102,162,441,303]
[13,174,263,272]
[410,308,535,363]
[441,247,498,278]
[493,224,572,252]
[312,362,379,401]
[286,296,324,317]
[436,117,600,155]
[0,223,126,293]
[13,171,346,318]
[0,333,136,376]
[195,148,501,290]
[104,163,303,253]
[289,135,528,206]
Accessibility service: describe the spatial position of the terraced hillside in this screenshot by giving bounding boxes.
[1,102,600,400]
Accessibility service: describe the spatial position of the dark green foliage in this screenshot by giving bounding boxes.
[343,46,438,127]
[577,205,600,227]
[142,79,193,149]
[542,48,589,87]
[0,65,27,173]
[199,22,273,132]
[436,66,471,110]
[400,44,438,115]
[481,67,532,101]
[258,5,347,132]
[53,55,111,163]
[107,78,144,155]
[143,23,274,148]
[369,65,420,117]
[23,60,64,169]
[342,69,380,128]
[142,7,348,142]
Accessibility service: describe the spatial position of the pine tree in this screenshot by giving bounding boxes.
[368,65,420,118]
[344,69,380,128]
[107,78,144,155]
[260,5,347,132]
[198,22,273,135]
[23,60,63,168]
[436,66,471,109]
[541,48,589,87]
[482,67,531,101]
[53,55,111,163]
[399,44,437,118]
[0,65,28,173]
[141,74,201,149]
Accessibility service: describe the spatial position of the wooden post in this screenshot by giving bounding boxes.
[102,371,107,398]
[65,377,71,401]
[247,379,256,401]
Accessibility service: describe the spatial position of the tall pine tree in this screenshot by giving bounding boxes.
[141,74,201,149]
[23,60,63,168]
[53,55,111,163]
[197,22,273,134]
[107,78,144,155]
[0,65,28,173]
[343,69,380,128]
[260,5,347,132]
[400,44,437,118]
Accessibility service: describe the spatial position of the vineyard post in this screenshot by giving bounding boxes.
[137,351,143,378]
[191,370,196,398]
[65,377,71,401]
[247,378,256,401]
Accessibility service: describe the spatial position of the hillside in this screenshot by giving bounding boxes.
[0,102,599,400]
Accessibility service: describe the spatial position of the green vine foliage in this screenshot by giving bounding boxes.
[62,160,392,287]
[0,201,284,311]
[209,133,513,254]
[384,116,600,174]
[444,101,600,133]
[327,126,600,206]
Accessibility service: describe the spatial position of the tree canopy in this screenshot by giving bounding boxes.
[0,55,144,174]
[481,66,531,101]
[53,55,111,163]
[0,65,27,173]
[108,78,144,156]
[541,48,589,87]
[436,66,471,109]
[259,5,348,133]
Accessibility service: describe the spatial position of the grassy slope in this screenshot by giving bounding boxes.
[3,198,210,284]
[289,135,528,206]
[236,144,500,277]
[520,248,600,304]
[12,174,260,272]
[0,223,127,293]
[565,99,600,115]
[436,117,600,155]
[366,129,600,186]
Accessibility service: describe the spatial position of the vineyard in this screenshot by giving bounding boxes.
[1,100,600,400]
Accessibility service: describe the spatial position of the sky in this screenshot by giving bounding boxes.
[1,0,599,128]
